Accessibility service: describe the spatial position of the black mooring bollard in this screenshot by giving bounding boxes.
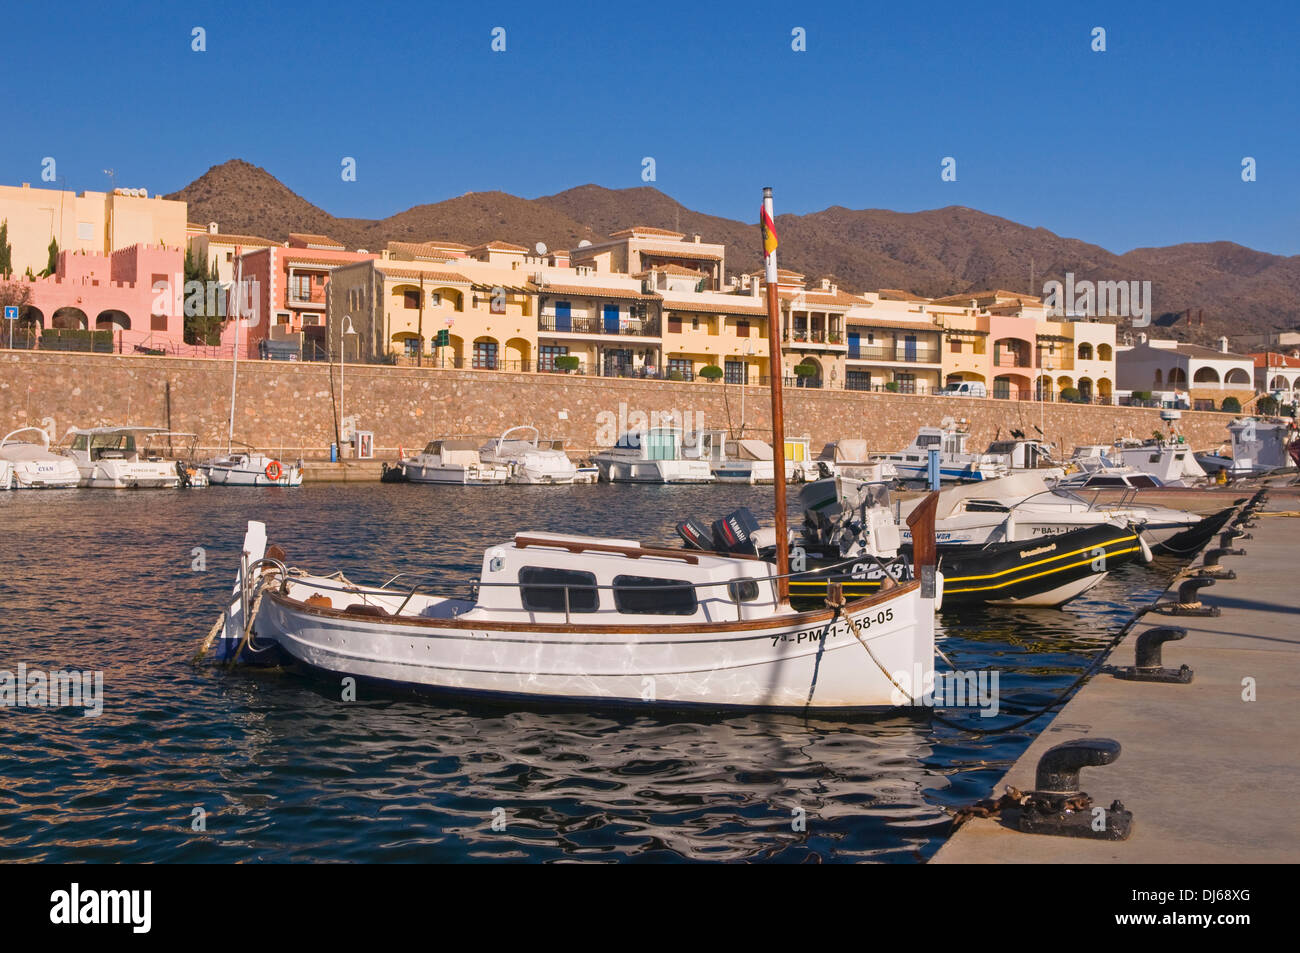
[1018,739,1132,840]
[1117,626,1193,683]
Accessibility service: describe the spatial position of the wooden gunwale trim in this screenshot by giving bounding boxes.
[265,579,920,634]
[512,535,763,562]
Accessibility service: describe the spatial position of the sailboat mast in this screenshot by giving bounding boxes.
[227,249,242,454]
[761,187,790,602]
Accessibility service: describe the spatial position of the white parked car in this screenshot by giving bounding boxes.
[937,381,988,398]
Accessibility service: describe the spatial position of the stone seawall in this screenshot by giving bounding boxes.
[1,351,1237,457]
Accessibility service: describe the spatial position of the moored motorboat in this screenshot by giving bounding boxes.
[61,426,190,489]
[202,447,303,486]
[401,438,510,484]
[592,427,714,483]
[0,427,81,489]
[479,426,590,484]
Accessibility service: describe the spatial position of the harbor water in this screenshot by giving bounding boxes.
[0,484,1173,862]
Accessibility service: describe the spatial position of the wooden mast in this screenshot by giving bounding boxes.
[762,187,790,602]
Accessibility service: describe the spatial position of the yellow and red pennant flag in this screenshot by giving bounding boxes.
[760,205,778,256]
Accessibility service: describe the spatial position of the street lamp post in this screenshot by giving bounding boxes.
[1041,358,1053,437]
[338,314,356,458]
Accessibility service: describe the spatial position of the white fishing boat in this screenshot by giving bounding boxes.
[0,427,82,489]
[402,438,510,484]
[202,446,304,487]
[592,427,715,483]
[203,508,940,709]
[61,426,197,489]
[479,426,592,484]
[711,436,827,484]
[875,421,1005,483]
[198,186,945,713]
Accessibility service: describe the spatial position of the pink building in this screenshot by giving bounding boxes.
[11,244,188,353]
[236,234,377,358]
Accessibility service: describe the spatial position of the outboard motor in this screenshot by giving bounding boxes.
[676,517,712,551]
[712,507,762,555]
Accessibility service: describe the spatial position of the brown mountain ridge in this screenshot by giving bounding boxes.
[168,160,1300,346]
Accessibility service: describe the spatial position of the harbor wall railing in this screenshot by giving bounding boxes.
[1,350,1240,458]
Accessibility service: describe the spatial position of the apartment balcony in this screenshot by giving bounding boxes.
[787,328,845,349]
[846,344,941,364]
[538,316,661,337]
[286,294,327,310]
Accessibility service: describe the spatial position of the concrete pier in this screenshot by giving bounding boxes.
[934,487,1300,863]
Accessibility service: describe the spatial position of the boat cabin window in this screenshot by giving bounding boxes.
[916,434,941,448]
[423,441,440,455]
[519,567,599,613]
[965,501,1009,513]
[1129,475,1159,488]
[612,575,697,615]
[1086,477,1126,487]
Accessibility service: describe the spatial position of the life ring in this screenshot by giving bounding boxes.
[265,460,283,481]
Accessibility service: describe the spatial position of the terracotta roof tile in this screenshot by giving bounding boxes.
[529,282,660,301]
[289,232,344,248]
[609,226,686,239]
[661,297,768,317]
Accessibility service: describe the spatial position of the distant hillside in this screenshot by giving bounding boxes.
[168,160,1300,346]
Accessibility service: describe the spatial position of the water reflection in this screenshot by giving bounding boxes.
[0,485,1173,862]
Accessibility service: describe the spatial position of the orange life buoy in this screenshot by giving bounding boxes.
[265,460,283,481]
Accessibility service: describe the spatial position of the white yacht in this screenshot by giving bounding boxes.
[479,426,593,485]
[895,472,1211,554]
[202,446,304,487]
[592,427,715,483]
[62,426,196,489]
[711,436,828,484]
[875,422,1005,483]
[402,438,509,485]
[0,427,81,489]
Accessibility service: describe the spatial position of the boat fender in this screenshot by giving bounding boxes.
[265,460,283,481]
[306,593,332,609]
[1138,534,1154,564]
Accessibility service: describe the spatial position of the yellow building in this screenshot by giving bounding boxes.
[0,181,186,276]
[844,290,945,393]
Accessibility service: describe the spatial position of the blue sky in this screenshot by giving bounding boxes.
[3,0,1297,255]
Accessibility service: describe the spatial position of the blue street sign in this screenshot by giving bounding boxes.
[2,306,17,321]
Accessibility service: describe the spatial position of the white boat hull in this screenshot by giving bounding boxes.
[6,459,80,489]
[404,462,509,485]
[253,580,935,709]
[595,459,714,483]
[78,461,179,489]
[206,466,303,487]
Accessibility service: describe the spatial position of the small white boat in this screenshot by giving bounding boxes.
[1195,418,1296,477]
[0,427,81,489]
[896,472,1208,553]
[479,426,589,485]
[875,421,1005,483]
[402,439,509,485]
[203,504,943,710]
[593,427,714,483]
[62,426,192,489]
[202,446,304,487]
[711,436,828,484]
